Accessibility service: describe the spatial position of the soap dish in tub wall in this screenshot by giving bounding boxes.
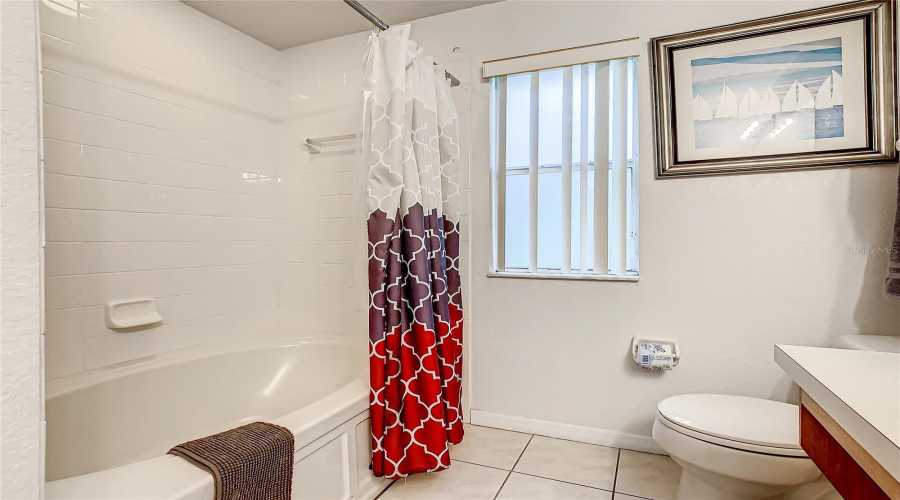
[105,298,163,330]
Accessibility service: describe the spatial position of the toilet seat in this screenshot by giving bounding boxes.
[657,394,807,457]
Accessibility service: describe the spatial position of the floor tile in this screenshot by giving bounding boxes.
[513,436,619,490]
[614,450,681,500]
[497,473,613,499]
[612,495,648,500]
[451,424,532,470]
[378,461,508,500]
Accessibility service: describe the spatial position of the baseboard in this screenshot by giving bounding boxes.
[470,409,666,455]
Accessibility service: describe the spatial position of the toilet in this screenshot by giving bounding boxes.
[652,394,821,500]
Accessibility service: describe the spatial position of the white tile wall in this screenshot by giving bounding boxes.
[40,0,282,379]
[274,75,366,338]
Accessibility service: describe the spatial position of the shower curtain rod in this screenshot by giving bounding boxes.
[343,0,461,87]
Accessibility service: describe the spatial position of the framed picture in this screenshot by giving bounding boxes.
[650,0,897,178]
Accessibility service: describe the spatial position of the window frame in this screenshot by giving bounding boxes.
[488,55,640,282]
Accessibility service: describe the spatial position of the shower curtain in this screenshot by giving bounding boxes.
[362,25,464,479]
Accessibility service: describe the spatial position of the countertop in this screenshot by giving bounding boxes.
[774,345,900,482]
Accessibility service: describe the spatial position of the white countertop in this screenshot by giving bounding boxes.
[775,345,900,482]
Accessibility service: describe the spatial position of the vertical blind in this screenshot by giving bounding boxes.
[488,41,639,277]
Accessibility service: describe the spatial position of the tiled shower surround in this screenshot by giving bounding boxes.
[39,0,471,394]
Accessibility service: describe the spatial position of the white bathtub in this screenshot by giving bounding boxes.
[45,337,389,500]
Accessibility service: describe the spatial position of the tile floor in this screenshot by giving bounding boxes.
[377,424,682,500]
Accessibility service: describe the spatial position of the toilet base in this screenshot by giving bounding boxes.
[676,468,841,500]
[654,417,823,500]
[677,468,780,500]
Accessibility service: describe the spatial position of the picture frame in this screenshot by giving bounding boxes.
[649,0,897,178]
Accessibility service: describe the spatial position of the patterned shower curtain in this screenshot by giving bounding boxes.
[362,25,464,479]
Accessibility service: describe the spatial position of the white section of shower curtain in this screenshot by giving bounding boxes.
[361,24,461,223]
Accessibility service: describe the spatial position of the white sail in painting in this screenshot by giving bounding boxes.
[693,94,714,121]
[815,71,843,109]
[760,88,781,114]
[831,70,842,106]
[781,80,815,111]
[737,87,762,118]
[714,85,739,119]
[815,76,834,109]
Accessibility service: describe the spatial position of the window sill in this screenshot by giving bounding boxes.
[487,271,639,283]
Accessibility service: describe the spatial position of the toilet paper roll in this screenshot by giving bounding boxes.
[635,342,675,370]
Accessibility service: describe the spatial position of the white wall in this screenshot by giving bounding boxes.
[1,1,44,497]
[39,0,284,379]
[284,0,900,446]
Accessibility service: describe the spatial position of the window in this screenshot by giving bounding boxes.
[488,42,639,279]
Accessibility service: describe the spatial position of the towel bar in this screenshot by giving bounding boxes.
[305,134,357,155]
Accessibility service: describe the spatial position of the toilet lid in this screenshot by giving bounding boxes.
[657,394,802,452]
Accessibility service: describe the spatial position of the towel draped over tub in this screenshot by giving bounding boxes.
[169,421,294,500]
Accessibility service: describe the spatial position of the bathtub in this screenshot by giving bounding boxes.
[45,337,389,500]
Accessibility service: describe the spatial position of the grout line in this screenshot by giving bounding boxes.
[468,424,662,457]
[47,239,274,243]
[42,35,282,98]
[44,206,279,221]
[47,263,280,278]
[468,423,623,452]
[45,285,274,313]
[42,138,265,176]
[613,493,654,500]
[44,207,278,222]
[372,479,396,500]
[611,448,622,495]
[45,260,278,279]
[46,207,357,224]
[45,240,355,243]
[492,434,533,500]
[46,172,276,201]
[45,311,233,348]
[41,68,201,113]
[452,459,509,472]
[464,427,627,495]
[43,102,252,153]
[46,171,276,200]
[48,259,366,278]
[509,471,615,493]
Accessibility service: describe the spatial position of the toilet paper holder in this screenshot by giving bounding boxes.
[631,337,680,367]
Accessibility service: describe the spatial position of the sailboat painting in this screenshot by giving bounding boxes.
[690,37,843,150]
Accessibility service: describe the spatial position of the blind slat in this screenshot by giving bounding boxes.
[528,72,539,273]
[561,67,573,274]
[579,64,590,273]
[593,62,609,275]
[495,76,507,272]
[630,58,640,272]
[610,59,628,276]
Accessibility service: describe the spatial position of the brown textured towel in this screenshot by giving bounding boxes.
[169,422,294,500]
[888,172,900,299]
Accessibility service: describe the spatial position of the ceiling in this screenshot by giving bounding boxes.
[181,0,499,50]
